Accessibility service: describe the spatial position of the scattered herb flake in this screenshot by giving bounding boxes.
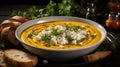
[51,28,62,35]
[42,34,51,41]
[32,31,38,36]
[27,30,38,38]
[27,33,33,38]
[66,25,70,30]
[91,34,96,39]
[72,25,80,32]
[66,35,73,42]
[44,43,51,47]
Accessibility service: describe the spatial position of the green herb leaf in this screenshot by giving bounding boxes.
[91,34,96,39]
[44,43,51,47]
[58,0,78,16]
[42,34,51,41]
[66,25,70,30]
[27,6,40,19]
[10,10,26,17]
[66,35,73,42]
[27,30,38,38]
[27,33,33,38]
[51,28,62,35]
[46,0,59,16]
[32,31,38,36]
[10,0,79,18]
[72,25,80,32]
[62,0,74,4]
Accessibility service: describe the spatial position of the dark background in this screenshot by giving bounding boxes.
[0,0,111,22]
[0,0,110,6]
[0,0,61,5]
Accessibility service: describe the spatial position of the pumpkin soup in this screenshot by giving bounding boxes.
[21,21,102,50]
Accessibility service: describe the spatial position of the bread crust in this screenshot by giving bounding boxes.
[83,51,112,62]
[11,16,31,23]
[0,20,14,32]
[0,16,31,48]
[0,50,7,67]
[8,19,22,27]
[1,27,21,47]
[4,49,38,67]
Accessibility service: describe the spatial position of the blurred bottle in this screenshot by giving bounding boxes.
[79,0,109,20]
[85,5,96,21]
[105,12,120,30]
[115,13,120,29]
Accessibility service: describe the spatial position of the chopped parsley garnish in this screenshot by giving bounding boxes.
[27,33,33,38]
[66,35,73,42]
[51,28,62,35]
[91,34,97,39]
[72,25,81,32]
[32,31,38,35]
[42,34,51,41]
[44,43,51,47]
[66,25,70,30]
[27,30,38,38]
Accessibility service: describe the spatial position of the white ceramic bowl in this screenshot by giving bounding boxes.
[15,16,107,61]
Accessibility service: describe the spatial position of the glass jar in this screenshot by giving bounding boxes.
[115,13,120,29]
[105,12,120,30]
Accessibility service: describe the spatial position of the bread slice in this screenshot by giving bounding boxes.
[0,50,7,67]
[4,49,38,67]
[8,19,22,27]
[83,51,112,62]
[1,27,21,47]
[0,20,14,32]
[10,16,31,23]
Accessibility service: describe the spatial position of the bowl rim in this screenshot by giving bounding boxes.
[15,16,107,52]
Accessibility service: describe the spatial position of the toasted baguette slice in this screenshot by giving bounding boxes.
[4,49,38,67]
[0,20,14,32]
[1,27,21,47]
[11,16,31,23]
[0,50,7,67]
[8,19,22,27]
[83,51,112,62]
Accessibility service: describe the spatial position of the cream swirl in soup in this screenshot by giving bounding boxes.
[21,21,102,50]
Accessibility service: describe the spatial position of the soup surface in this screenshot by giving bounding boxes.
[21,21,102,50]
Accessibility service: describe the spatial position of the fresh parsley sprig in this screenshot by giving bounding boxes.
[10,0,79,19]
